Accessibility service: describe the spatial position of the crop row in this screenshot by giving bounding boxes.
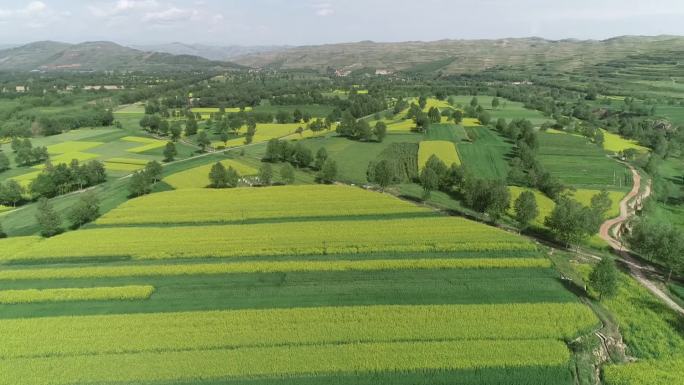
[1,340,570,385]
[0,303,595,359]
[603,359,684,385]
[0,258,550,281]
[0,285,155,304]
[95,185,431,225]
[12,217,535,261]
[0,237,42,262]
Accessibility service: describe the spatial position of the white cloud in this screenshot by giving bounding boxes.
[0,1,48,19]
[89,0,159,18]
[312,2,334,17]
[143,7,197,23]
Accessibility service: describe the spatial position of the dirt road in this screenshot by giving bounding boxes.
[598,162,684,315]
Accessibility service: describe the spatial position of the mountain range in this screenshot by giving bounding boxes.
[0,36,683,74]
[0,41,242,72]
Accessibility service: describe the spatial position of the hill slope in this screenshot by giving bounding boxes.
[0,41,242,72]
[131,42,289,61]
[232,36,684,74]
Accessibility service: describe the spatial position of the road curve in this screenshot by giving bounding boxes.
[599,162,684,316]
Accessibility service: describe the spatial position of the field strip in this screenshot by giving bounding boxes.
[9,217,535,262]
[0,258,549,281]
[0,303,596,359]
[95,186,432,225]
[0,285,154,304]
[0,340,571,385]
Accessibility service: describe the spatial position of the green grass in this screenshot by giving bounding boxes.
[537,132,631,189]
[425,123,468,142]
[457,126,512,179]
[0,268,577,319]
[300,134,422,184]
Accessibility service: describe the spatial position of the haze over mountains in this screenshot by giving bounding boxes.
[0,35,682,74]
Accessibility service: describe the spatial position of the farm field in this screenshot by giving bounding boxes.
[457,126,512,179]
[418,140,461,170]
[0,126,189,188]
[537,132,631,190]
[96,185,432,225]
[601,129,649,153]
[0,185,597,384]
[163,158,258,189]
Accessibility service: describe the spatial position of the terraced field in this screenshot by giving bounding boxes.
[0,185,598,385]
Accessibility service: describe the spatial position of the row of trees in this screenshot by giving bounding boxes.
[33,191,102,238]
[11,138,49,167]
[263,139,338,183]
[336,112,387,142]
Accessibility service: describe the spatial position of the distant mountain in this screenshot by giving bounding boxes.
[131,42,289,61]
[0,41,243,72]
[232,35,684,74]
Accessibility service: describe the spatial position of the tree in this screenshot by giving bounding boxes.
[589,258,618,300]
[478,111,491,125]
[318,159,337,184]
[420,167,439,199]
[0,222,6,239]
[452,110,463,124]
[145,161,163,183]
[209,162,228,188]
[292,143,313,168]
[0,152,9,171]
[544,197,599,247]
[418,96,427,110]
[185,117,198,136]
[68,191,100,229]
[129,170,152,196]
[428,107,441,123]
[226,166,240,188]
[0,180,24,207]
[314,147,328,170]
[470,96,479,108]
[36,198,62,237]
[259,163,273,185]
[197,130,211,152]
[491,97,500,110]
[280,163,295,185]
[590,190,612,217]
[374,121,387,142]
[163,142,177,162]
[368,160,395,190]
[414,113,430,132]
[170,122,182,141]
[628,219,684,282]
[514,191,539,229]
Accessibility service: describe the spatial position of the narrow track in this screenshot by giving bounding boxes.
[598,163,684,316]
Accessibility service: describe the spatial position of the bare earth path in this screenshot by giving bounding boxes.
[599,162,684,316]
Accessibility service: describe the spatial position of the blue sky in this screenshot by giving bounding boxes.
[0,0,683,45]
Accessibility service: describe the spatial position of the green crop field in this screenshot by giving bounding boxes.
[537,132,631,189]
[0,184,597,385]
[457,126,512,179]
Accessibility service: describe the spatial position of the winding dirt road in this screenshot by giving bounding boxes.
[599,162,684,316]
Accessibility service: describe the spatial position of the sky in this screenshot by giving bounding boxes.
[1,0,683,46]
